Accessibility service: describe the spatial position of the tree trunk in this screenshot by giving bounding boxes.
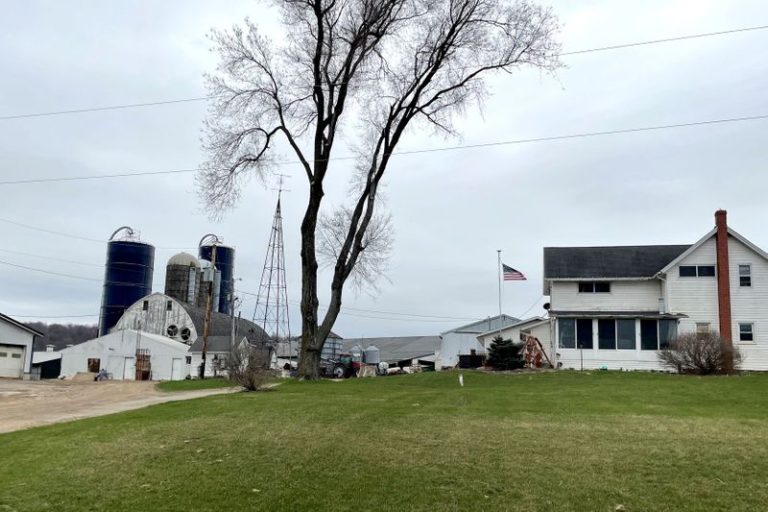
[297,183,324,380]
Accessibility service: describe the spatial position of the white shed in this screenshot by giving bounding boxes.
[438,314,520,368]
[59,329,191,381]
[0,312,44,379]
[476,317,553,360]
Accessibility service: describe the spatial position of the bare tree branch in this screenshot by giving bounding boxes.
[200,0,561,378]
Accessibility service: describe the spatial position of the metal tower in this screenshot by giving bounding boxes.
[252,186,291,347]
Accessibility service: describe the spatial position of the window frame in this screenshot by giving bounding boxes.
[679,265,717,277]
[558,318,576,349]
[558,318,594,349]
[739,323,754,342]
[640,319,659,351]
[576,319,593,349]
[598,319,617,350]
[577,281,611,293]
[616,319,636,350]
[739,264,752,287]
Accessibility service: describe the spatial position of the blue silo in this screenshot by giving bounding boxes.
[199,243,235,314]
[98,227,155,336]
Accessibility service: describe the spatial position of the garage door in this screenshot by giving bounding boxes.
[0,344,24,379]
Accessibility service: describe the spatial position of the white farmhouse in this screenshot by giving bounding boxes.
[0,312,44,379]
[544,210,768,371]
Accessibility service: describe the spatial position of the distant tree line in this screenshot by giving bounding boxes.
[27,322,98,351]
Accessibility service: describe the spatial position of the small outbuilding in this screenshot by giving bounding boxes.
[59,329,191,381]
[0,312,44,379]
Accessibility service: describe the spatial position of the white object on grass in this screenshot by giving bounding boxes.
[458,373,464,387]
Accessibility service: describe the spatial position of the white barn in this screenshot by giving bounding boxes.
[0,312,43,379]
[59,329,191,380]
[544,210,768,371]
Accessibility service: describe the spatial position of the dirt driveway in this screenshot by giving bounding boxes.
[0,379,238,434]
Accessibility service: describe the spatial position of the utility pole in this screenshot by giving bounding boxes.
[201,243,218,379]
[230,285,236,352]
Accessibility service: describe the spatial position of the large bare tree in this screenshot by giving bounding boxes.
[199,0,560,379]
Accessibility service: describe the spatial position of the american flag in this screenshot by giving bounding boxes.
[503,264,527,281]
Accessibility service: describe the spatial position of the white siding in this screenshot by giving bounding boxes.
[59,330,190,380]
[665,237,719,335]
[0,318,35,377]
[439,332,485,368]
[551,280,662,312]
[727,237,768,370]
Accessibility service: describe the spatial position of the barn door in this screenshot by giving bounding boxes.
[123,357,135,380]
[171,358,182,380]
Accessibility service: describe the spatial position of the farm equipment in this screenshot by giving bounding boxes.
[320,353,360,378]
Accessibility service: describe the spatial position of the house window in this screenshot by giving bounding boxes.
[185,356,192,365]
[559,318,594,348]
[640,320,658,350]
[739,323,754,342]
[576,319,593,349]
[679,265,716,277]
[659,319,677,350]
[558,318,576,349]
[617,319,636,350]
[578,282,610,293]
[739,265,752,287]
[598,319,616,350]
[696,323,710,335]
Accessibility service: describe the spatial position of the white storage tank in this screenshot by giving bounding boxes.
[364,345,380,365]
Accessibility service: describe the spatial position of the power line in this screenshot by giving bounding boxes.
[0,96,210,121]
[0,217,199,251]
[2,111,767,186]
[0,248,103,267]
[237,288,482,322]
[0,168,200,185]
[560,24,768,56]
[8,313,99,319]
[0,258,101,282]
[0,24,766,122]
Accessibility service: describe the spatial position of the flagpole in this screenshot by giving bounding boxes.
[497,250,502,338]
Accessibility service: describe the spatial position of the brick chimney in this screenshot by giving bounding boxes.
[715,209,733,371]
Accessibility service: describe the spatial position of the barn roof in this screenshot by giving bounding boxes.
[177,302,267,342]
[341,335,440,364]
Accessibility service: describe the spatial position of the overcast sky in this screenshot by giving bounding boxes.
[1,0,767,338]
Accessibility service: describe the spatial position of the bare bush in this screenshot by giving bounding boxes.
[658,331,742,375]
[225,343,275,391]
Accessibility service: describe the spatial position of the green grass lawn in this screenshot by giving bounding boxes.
[155,377,238,392]
[3,371,768,512]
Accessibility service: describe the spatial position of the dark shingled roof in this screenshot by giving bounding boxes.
[544,245,691,279]
[178,303,267,342]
